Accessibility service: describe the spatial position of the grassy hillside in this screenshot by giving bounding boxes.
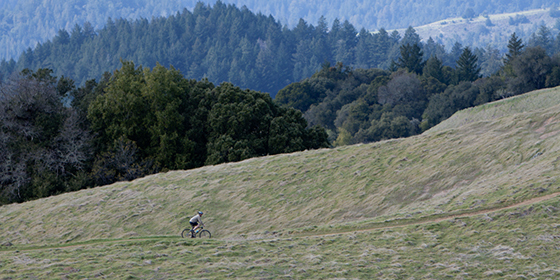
[1,197,558,278]
[1,87,560,278]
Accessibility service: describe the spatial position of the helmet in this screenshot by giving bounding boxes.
[198,211,203,215]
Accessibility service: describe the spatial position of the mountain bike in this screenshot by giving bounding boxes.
[181,226,211,238]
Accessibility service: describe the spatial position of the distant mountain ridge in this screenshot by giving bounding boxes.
[2,0,559,60]
[395,8,560,53]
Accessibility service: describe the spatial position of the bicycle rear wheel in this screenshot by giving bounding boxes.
[198,229,211,238]
[181,229,193,238]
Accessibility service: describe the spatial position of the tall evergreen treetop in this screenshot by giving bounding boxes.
[456,47,481,82]
[401,26,421,47]
[505,32,524,64]
[394,43,425,75]
[423,55,447,85]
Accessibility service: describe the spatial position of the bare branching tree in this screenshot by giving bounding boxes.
[0,70,92,204]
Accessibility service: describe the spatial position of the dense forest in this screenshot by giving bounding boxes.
[1,2,545,97]
[0,2,401,96]
[2,0,560,61]
[0,63,328,205]
[276,32,560,145]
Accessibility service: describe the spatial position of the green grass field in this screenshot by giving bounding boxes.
[1,87,560,279]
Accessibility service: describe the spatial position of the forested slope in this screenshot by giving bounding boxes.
[2,0,559,61]
[276,33,560,146]
[5,2,554,96]
[3,2,407,96]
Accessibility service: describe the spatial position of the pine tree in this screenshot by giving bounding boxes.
[401,26,421,47]
[456,47,481,82]
[395,43,425,75]
[423,56,447,84]
[446,42,463,67]
[533,25,553,55]
[372,28,391,68]
[504,32,524,65]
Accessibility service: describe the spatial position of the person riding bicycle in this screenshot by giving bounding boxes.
[189,211,204,237]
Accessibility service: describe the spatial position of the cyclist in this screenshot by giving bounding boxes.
[189,211,204,237]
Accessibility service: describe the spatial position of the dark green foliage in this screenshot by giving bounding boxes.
[275,82,323,112]
[420,92,455,131]
[205,83,276,164]
[279,25,560,140]
[1,61,329,205]
[529,25,554,55]
[455,47,481,83]
[378,70,426,113]
[448,81,480,109]
[421,76,448,98]
[353,112,417,144]
[268,107,308,155]
[394,43,425,75]
[3,0,560,63]
[546,66,560,88]
[334,98,372,135]
[0,3,405,97]
[503,33,525,75]
[473,75,505,104]
[507,47,552,95]
[423,56,449,85]
[505,33,525,63]
[279,63,435,144]
[445,42,464,67]
[87,61,329,183]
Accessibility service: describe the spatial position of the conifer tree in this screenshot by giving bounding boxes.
[423,56,447,84]
[394,43,425,75]
[443,42,462,66]
[456,47,481,82]
[504,32,524,65]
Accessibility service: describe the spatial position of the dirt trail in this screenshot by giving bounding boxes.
[298,191,560,238]
[4,192,560,251]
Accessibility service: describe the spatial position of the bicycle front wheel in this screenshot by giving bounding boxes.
[181,229,192,238]
[198,229,211,238]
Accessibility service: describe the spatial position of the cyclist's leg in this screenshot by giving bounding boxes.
[189,222,198,237]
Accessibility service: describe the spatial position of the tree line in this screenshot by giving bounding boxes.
[276,32,560,145]
[0,2,539,97]
[0,62,328,205]
[2,0,559,62]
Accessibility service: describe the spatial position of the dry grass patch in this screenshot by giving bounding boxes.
[1,197,558,278]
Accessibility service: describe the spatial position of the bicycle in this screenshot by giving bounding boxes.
[181,226,211,238]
